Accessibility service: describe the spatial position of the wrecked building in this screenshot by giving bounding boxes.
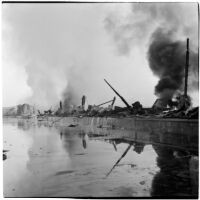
[17,104,36,116]
[3,106,18,116]
[3,104,36,117]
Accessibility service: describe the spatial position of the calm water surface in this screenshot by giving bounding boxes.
[3,118,198,197]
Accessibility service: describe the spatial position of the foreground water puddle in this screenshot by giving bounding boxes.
[3,118,198,198]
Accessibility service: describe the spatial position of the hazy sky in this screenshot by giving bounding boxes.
[2,3,199,109]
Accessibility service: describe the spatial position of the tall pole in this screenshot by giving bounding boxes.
[184,38,189,97]
[104,79,131,109]
[60,101,62,109]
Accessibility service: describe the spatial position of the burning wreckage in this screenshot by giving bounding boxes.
[37,38,198,120]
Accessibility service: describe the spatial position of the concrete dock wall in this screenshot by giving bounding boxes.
[44,116,198,136]
[4,116,198,152]
[78,117,198,151]
[80,117,198,134]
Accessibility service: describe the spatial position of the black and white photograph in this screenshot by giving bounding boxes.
[2,1,199,198]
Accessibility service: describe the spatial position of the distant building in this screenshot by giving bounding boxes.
[3,104,36,116]
[3,106,17,116]
[17,104,35,116]
[81,95,87,111]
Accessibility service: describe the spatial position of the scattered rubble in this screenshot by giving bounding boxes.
[36,93,198,120]
[3,38,198,121]
[3,150,9,161]
[48,74,198,119]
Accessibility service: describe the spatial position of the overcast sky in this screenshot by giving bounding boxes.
[2,3,199,109]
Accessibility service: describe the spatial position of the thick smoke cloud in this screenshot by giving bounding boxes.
[148,29,198,99]
[3,3,198,109]
[63,84,79,110]
[3,4,115,109]
[148,29,185,99]
[105,3,198,54]
[62,66,87,108]
[104,3,198,100]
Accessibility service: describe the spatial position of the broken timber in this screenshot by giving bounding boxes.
[97,97,116,107]
[104,79,132,110]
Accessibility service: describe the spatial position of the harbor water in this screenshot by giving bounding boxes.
[3,118,198,198]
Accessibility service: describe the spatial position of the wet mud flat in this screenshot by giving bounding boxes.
[3,117,198,198]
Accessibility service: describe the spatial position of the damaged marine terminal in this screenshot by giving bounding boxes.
[34,39,198,193]
[34,38,198,120]
[3,38,198,198]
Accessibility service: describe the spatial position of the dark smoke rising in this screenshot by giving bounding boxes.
[148,28,198,99]
[188,52,199,90]
[148,29,185,99]
[3,3,198,108]
[105,3,198,101]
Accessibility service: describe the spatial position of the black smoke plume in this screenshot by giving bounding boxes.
[148,29,198,100]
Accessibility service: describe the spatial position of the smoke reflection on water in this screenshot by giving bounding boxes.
[3,118,198,197]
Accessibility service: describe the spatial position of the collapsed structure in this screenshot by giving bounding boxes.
[36,38,198,119]
[3,104,36,117]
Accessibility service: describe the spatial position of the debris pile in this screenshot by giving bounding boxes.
[37,107,53,117]
[42,87,197,119]
[35,38,198,120]
[163,106,199,119]
[36,73,198,119]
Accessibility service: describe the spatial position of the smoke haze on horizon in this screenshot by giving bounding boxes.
[2,3,199,109]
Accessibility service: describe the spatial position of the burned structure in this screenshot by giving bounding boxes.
[35,38,198,119]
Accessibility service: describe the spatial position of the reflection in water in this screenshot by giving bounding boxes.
[79,131,87,149]
[60,132,63,139]
[151,145,196,197]
[112,141,117,151]
[59,129,88,158]
[82,136,87,149]
[3,118,198,198]
[107,139,145,155]
[133,142,145,154]
[105,137,198,197]
[59,129,81,157]
[17,120,32,131]
[106,142,133,177]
